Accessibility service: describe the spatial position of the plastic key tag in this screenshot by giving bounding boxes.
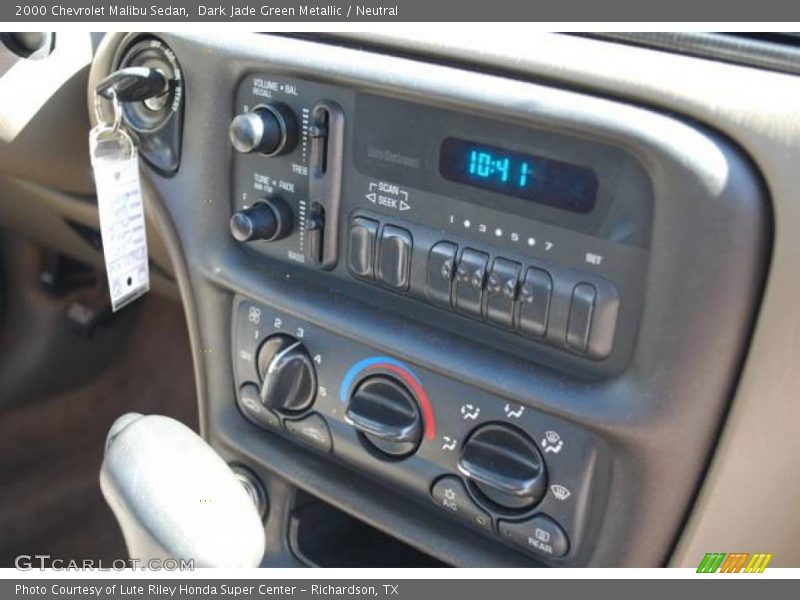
[90,90,150,312]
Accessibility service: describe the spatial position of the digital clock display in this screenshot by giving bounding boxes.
[439,137,598,214]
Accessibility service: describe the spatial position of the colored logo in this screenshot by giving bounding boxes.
[696,552,772,573]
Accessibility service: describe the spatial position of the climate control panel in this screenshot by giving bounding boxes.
[232,295,608,564]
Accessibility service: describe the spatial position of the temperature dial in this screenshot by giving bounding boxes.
[346,375,423,458]
[229,103,298,156]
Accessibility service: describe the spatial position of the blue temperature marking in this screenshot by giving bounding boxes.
[339,356,422,402]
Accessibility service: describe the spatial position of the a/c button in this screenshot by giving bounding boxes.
[430,476,492,532]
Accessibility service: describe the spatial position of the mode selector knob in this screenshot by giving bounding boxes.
[345,375,423,458]
[229,103,298,156]
[229,198,293,243]
[257,334,317,415]
[458,423,547,511]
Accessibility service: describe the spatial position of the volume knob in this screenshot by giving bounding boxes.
[229,103,297,156]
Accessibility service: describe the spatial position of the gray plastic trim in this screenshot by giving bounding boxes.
[331,31,799,568]
[582,33,800,77]
[89,32,770,567]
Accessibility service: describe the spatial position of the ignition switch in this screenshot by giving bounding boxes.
[108,38,185,174]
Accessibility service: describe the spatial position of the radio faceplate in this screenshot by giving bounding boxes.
[231,74,652,377]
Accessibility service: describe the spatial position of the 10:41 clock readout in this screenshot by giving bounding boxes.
[438,137,598,214]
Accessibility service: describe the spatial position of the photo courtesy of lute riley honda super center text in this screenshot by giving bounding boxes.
[42,4,400,17]
[16,585,387,597]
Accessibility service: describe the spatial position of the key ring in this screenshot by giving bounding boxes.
[89,87,135,165]
[93,87,122,133]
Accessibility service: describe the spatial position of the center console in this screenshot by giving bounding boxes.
[92,32,769,567]
[225,73,651,562]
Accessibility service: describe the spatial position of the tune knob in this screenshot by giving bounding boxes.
[229,103,298,156]
[229,198,293,243]
[345,375,423,457]
[457,423,547,511]
[256,334,317,415]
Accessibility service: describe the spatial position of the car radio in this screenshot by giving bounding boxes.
[229,73,652,378]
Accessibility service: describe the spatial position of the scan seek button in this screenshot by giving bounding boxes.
[347,217,379,280]
[431,476,492,532]
[377,225,413,292]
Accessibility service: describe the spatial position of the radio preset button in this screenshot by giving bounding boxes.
[485,257,522,328]
[454,248,489,318]
[426,241,458,307]
[377,225,413,292]
[566,283,596,353]
[348,217,379,280]
[516,268,553,338]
